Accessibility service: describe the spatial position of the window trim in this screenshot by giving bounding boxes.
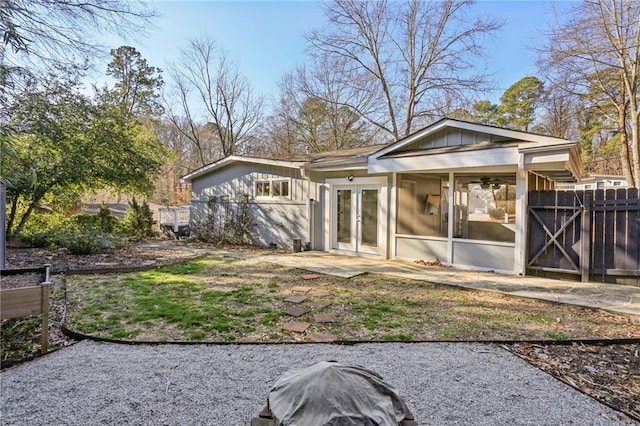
[271,179,290,198]
[254,178,291,199]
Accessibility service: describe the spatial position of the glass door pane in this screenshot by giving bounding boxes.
[336,189,352,244]
[360,189,378,247]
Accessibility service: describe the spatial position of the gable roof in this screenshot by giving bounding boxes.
[179,118,581,183]
[370,117,572,160]
[179,156,306,183]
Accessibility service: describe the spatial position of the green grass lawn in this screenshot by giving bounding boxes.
[65,256,640,342]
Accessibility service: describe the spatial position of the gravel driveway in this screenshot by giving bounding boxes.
[0,341,626,425]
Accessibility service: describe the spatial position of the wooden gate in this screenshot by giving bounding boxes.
[527,188,640,285]
[527,190,586,278]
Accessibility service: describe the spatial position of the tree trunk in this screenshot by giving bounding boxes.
[618,111,635,187]
[5,194,19,239]
[13,197,41,238]
[630,111,640,187]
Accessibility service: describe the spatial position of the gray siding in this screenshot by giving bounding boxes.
[191,163,307,202]
[189,161,318,249]
[248,202,308,249]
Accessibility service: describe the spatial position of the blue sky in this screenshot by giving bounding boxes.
[97,0,569,107]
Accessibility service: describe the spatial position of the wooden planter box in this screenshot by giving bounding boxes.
[1,266,51,353]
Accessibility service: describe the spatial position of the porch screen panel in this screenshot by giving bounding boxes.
[397,174,447,237]
[453,177,516,243]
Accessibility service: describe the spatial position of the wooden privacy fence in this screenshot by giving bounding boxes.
[527,188,640,285]
[0,266,52,353]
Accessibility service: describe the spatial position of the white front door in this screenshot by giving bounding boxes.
[333,185,380,255]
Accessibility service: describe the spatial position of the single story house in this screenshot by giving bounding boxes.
[180,118,582,275]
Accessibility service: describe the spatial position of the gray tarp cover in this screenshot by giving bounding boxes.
[267,361,407,426]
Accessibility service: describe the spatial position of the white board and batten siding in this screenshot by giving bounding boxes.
[396,128,509,152]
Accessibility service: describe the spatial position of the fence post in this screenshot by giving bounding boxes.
[580,192,592,283]
[40,283,51,354]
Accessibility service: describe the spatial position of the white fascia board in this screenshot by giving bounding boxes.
[523,151,570,165]
[368,146,520,174]
[180,156,304,182]
[518,141,576,153]
[370,119,571,160]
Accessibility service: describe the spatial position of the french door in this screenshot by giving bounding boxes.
[334,185,379,255]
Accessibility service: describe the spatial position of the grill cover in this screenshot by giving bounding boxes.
[267,361,407,426]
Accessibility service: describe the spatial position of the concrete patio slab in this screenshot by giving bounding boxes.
[262,252,640,317]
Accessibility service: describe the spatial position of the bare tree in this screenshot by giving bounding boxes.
[534,88,578,140]
[306,0,501,140]
[1,0,155,67]
[164,70,220,166]
[170,38,264,158]
[539,0,640,187]
[289,55,380,150]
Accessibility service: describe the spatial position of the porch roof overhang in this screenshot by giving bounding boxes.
[519,142,582,182]
[368,142,581,182]
[179,156,306,183]
[368,145,521,175]
[366,118,582,183]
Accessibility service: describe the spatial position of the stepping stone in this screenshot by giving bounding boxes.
[308,301,331,309]
[308,332,337,343]
[314,281,332,287]
[282,321,311,333]
[309,289,331,297]
[285,306,310,317]
[313,313,337,323]
[302,274,320,280]
[291,286,312,293]
[283,295,307,304]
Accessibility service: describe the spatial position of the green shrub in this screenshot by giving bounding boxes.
[19,210,125,254]
[71,213,98,229]
[123,198,155,238]
[96,204,118,234]
[20,213,72,248]
[54,231,115,255]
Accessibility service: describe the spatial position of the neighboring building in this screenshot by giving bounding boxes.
[180,118,581,275]
[556,174,628,191]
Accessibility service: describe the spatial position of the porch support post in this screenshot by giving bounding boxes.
[389,172,397,259]
[447,171,455,266]
[514,153,528,275]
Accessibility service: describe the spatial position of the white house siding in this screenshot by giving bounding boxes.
[396,128,507,152]
[396,237,448,263]
[452,240,515,273]
[189,162,314,249]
